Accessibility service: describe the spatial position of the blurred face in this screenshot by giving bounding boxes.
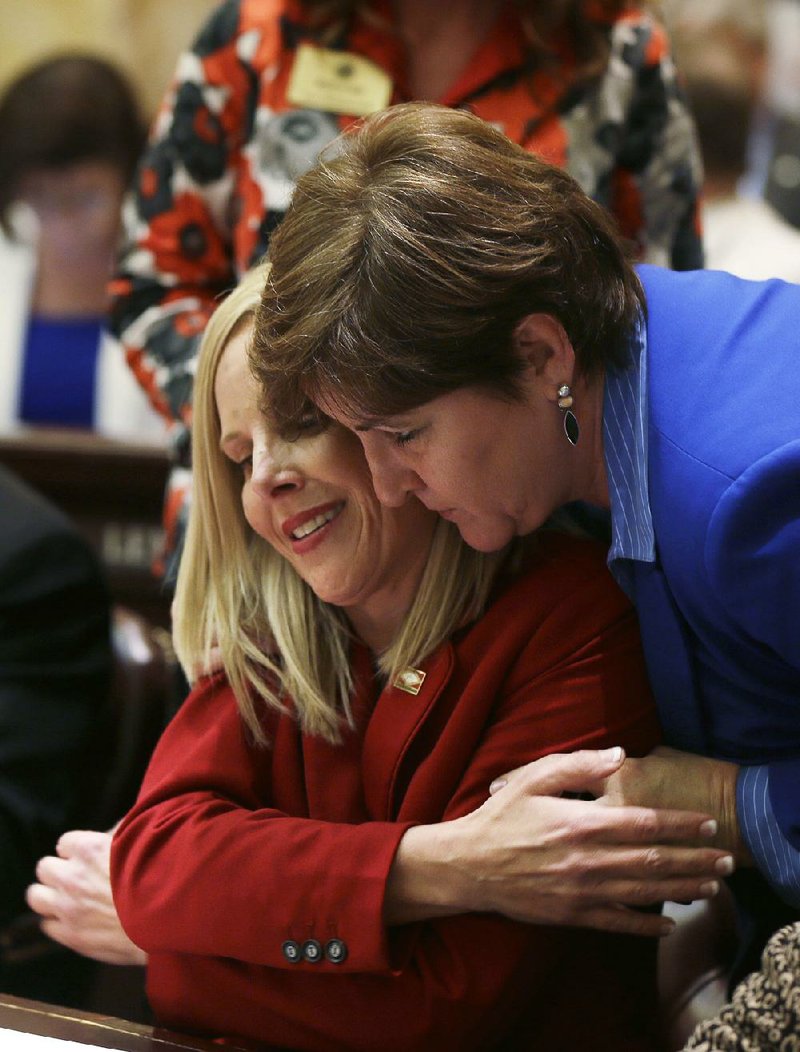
[215,326,437,623]
[327,383,576,553]
[17,160,126,265]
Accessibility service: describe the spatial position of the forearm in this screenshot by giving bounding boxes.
[384,822,469,925]
[602,747,751,864]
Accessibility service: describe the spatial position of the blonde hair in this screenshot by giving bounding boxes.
[174,263,510,744]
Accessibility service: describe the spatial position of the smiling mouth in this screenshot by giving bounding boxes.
[289,502,344,540]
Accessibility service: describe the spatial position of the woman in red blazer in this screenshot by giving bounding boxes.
[110,266,664,1050]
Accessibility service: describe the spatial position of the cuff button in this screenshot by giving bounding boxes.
[282,939,301,963]
[302,938,323,963]
[324,938,348,964]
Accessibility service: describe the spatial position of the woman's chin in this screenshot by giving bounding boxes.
[455,516,518,553]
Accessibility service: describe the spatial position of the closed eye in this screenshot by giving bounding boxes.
[280,408,330,441]
[224,451,252,477]
[392,428,422,448]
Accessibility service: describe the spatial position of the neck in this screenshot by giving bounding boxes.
[345,525,434,654]
[32,247,112,318]
[702,173,741,202]
[392,0,504,100]
[570,373,610,509]
[347,593,409,654]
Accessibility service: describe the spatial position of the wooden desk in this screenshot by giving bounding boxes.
[0,994,247,1051]
[0,427,171,627]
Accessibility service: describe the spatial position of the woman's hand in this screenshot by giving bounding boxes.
[26,829,147,966]
[596,746,752,864]
[387,748,735,936]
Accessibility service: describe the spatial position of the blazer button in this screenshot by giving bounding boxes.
[282,940,302,963]
[302,938,323,963]
[324,938,348,964]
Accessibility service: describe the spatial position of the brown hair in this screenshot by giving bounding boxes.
[0,54,145,233]
[252,102,644,428]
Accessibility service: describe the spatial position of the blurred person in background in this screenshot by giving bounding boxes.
[109,0,704,579]
[0,464,111,1001]
[659,0,770,196]
[763,0,800,229]
[679,33,800,282]
[0,54,166,440]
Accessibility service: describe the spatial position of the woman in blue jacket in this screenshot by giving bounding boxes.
[254,102,800,976]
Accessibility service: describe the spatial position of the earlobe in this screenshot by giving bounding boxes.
[512,314,576,394]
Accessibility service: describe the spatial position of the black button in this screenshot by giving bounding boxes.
[282,939,301,963]
[302,938,323,963]
[324,938,348,964]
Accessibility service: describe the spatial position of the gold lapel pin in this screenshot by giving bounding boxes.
[393,667,427,695]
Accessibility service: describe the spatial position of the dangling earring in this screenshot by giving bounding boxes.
[557,385,579,446]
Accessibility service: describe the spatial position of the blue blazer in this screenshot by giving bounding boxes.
[630,266,800,866]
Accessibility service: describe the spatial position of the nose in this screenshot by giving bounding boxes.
[360,435,421,507]
[249,432,304,498]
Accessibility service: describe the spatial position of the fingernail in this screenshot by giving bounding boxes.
[699,819,718,838]
[659,917,676,936]
[700,880,720,897]
[715,855,735,876]
[604,747,623,764]
[489,779,507,794]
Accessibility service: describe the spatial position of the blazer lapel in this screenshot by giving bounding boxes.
[362,643,455,820]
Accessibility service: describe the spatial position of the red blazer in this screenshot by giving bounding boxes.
[112,534,661,1051]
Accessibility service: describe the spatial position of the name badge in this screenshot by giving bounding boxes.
[287,44,392,117]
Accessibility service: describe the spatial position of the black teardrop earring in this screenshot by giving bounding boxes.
[557,385,580,446]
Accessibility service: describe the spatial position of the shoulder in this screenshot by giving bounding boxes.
[0,469,107,615]
[187,0,302,62]
[506,531,624,605]
[155,673,247,754]
[639,263,800,330]
[451,533,657,756]
[468,533,633,656]
[0,466,81,556]
[640,266,800,473]
[603,6,675,75]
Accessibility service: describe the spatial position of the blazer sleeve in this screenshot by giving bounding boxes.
[606,11,704,271]
[108,0,252,434]
[112,678,415,972]
[706,441,800,887]
[0,518,110,922]
[738,765,800,909]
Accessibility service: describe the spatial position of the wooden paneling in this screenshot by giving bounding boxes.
[0,0,219,118]
[0,427,171,626]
